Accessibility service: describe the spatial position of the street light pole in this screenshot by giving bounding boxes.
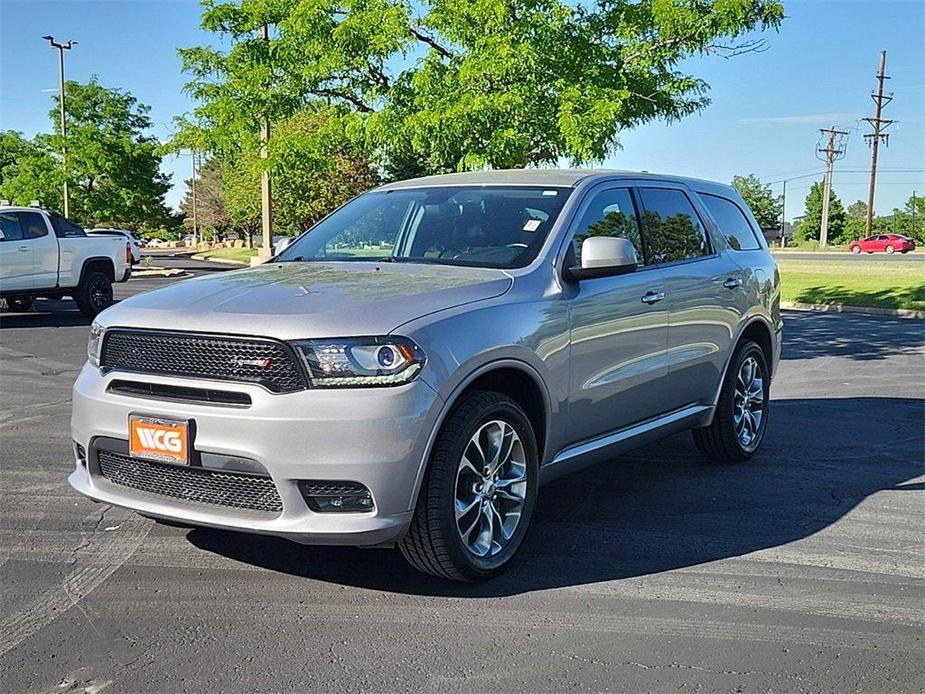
[42,36,77,217]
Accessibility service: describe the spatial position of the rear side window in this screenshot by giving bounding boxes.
[700,194,761,251]
[18,212,49,239]
[50,213,86,238]
[571,188,645,266]
[638,188,710,264]
[0,212,24,241]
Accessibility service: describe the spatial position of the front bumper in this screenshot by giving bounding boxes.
[69,363,444,545]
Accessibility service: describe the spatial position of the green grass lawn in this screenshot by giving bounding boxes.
[777,258,925,311]
[195,247,258,264]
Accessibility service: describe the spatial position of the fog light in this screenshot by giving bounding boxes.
[297,480,375,513]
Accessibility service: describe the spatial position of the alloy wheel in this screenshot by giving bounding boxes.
[454,419,527,558]
[90,277,112,310]
[733,356,765,450]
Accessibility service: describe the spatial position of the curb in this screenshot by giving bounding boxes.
[130,268,187,278]
[781,301,924,320]
[190,254,251,266]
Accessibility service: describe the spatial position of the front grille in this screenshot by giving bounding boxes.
[97,450,283,513]
[101,330,306,392]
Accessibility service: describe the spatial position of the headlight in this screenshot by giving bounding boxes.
[292,337,425,388]
[87,322,104,367]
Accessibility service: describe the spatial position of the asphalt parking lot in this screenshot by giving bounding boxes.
[1,261,923,693]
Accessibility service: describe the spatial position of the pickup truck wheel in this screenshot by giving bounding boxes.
[692,339,769,463]
[0,296,34,312]
[399,391,538,581]
[74,271,113,317]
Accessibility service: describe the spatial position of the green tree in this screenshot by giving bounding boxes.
[731,174,782,230]
[0,131,61,206]
[1,81,173,229]
[179,158,232,241]
[177,0,784,175]
[50,79,173,227]
[795,181,847,245]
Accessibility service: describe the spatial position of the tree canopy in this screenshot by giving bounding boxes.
[175,0,785,175]
[0,79,173,229]
[731,174,782,230]
[794,180,846,245]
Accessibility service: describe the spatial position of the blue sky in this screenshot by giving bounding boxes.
[1,0,923,221]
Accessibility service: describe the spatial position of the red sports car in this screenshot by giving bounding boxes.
[848,234,916,254]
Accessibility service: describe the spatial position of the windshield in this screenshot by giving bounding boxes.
[276,186,572,269]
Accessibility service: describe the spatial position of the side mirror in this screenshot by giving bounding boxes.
[566,237,638,280]
[275,237,292,253]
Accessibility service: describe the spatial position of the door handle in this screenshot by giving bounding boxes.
[18,245,29,252]
[723,277,743,289]
[641,290,665,305]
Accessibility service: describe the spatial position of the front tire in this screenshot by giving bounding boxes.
[851,245,861,254]
[74,271,113,317]
[399,391,539,581]
[692,340,770,463]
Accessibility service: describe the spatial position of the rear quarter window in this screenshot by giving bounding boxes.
[700,194,762,251]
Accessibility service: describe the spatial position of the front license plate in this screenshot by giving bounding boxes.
[129,415,190,464]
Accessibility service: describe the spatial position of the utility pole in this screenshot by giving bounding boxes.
[780,179,787,247]
[42,35,76,217]
[257,23,274,262]
[863,50,895,236]
[190,151,198,246]
[816,126,848,247]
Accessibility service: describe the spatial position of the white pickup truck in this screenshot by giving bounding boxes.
[0,206,132,317]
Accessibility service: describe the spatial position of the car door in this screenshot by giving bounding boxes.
[0,212,34,292]
[565,186,671,445]
[17,211,59,288]
[637,186,744,410]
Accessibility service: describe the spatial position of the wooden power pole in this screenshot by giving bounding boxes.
[863,50,894,236]
[816,126,848,247]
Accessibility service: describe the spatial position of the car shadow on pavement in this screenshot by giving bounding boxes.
[187,395,924,597]
[782,310,925,361]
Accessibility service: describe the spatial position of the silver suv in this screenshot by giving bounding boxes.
[70,170,781,581]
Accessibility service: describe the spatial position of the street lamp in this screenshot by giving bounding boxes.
[42,35,77,217]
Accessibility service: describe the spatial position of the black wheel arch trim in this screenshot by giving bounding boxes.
[709,316,776,413]
[407,358,552,513]
[78,256,116,286]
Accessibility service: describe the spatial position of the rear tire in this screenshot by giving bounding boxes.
[693,340,770,463]
[399,391,539,581]
[74,271,113,318]
[886,245,895,254]
[0,296,34,312]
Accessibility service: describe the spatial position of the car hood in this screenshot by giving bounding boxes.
[99,261,513,339]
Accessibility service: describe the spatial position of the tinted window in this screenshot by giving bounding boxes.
[571,188,644,266]
[277,186,571,270]
[638,188,710,264]
[700,194,761,251]
[18,212,49,239]
[0,212,24,241]
[50,213,86,238]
